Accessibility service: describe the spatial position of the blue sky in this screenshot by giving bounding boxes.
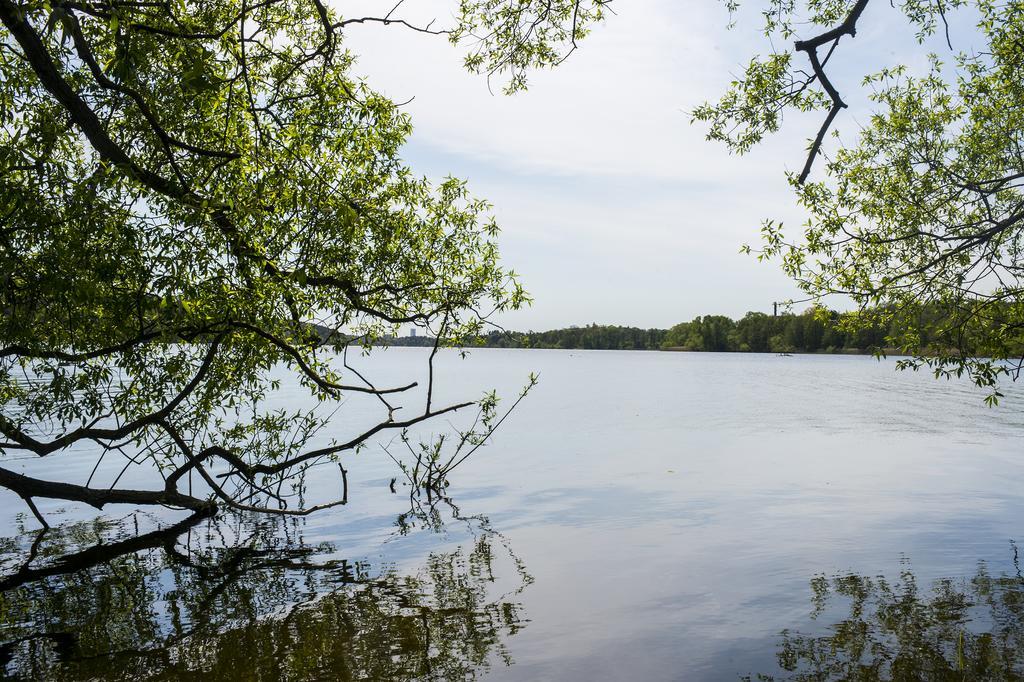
[342,0,972,330]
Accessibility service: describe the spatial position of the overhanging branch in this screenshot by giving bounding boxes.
[0,465,215,514]
[792,0,870,183]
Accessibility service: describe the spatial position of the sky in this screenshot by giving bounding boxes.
[340,0,969,331]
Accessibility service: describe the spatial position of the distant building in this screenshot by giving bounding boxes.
[410,328,417,338]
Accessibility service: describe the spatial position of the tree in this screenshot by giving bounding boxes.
[0,0,607,521]
[695,0,1024,401]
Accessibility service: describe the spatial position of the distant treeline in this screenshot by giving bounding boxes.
[378,335,436,347]
[475,309,904,353]
[479,325,667,350]
[658,311,888,353]
[385,305,1024,355]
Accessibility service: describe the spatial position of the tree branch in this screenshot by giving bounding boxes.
[792,0,870,183]
[0,465,216,513]
[0,334,223,455]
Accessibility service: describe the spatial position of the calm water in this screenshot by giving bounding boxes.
[3,350,1024,680]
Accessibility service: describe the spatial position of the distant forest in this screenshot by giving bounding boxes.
[473,309,886,353]
[472,308,997,354]
[383,306,1024,355]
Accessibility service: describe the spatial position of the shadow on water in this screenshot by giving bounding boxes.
[0,498,531,681]
[748,544,1024,681]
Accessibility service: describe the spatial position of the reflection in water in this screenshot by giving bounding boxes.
[750,546,1024,681]
[0,500,530,681]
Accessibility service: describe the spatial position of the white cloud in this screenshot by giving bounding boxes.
[340,0,794,183]
[335,0,972,328]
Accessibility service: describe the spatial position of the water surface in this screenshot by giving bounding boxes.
[3,350,1024,680]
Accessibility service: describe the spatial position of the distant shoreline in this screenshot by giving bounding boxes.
[659,346,911,356]
[377,342,913,357]
[381,309,999,356]
[459,311,994,355]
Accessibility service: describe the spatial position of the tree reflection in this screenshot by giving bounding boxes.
[750,546,1024,681]
[0,501,530,680]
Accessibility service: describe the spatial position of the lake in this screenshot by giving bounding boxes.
[3,349,1024,680]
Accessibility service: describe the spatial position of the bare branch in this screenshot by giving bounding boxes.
[792,0,871,183]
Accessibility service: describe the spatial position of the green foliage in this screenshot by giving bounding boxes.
[662,308,890,353]
[692,52,829,153]
[454,0,609,93]
[699,0,1024,398]
[479,324,670,350]
[0,0,600,513]
[387,374,539,494]
[475,303,1024,359]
